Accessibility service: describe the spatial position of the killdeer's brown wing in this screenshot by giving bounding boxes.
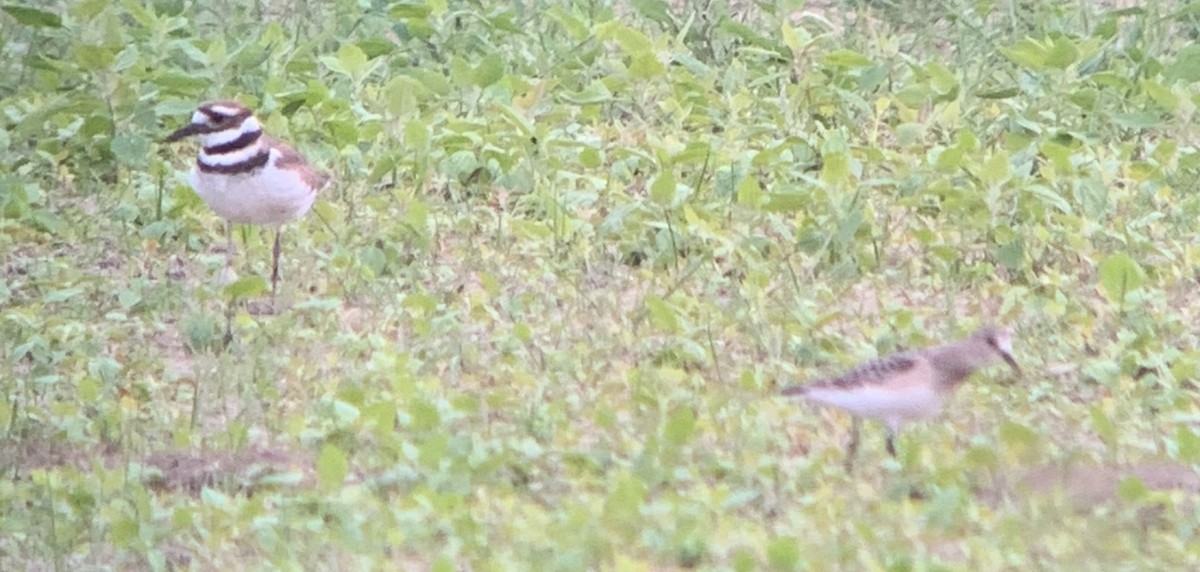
[781,352,920,396]
[268,136,332,192]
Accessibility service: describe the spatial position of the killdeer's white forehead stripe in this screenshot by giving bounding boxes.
[209,104,243,117]
[191,110,209,124]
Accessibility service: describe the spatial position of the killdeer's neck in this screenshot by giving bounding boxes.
[197,115,269,175]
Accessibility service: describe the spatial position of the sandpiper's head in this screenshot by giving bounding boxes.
[973,325,1020,374]
[164,100,258,144]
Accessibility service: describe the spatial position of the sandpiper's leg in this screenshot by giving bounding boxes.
[843,417,861,473]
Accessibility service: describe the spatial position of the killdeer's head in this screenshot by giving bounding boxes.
[165,100,269,174]
[164,100,260,145]
[973,325,1020,374]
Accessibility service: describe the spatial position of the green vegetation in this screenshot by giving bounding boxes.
[3,0,1200,568]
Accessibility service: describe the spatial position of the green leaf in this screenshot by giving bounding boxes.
[404,119,430,151]
[604,22,653,55]
[650,171,676,206]
[995,238,1024,271]
[999,38,1048,70]
[1089,405,1118,448]
[205,36,227,68]
[1108,111,1162,130]
[223,276,269,301]
[1142,80,1179,113]
[1165,45,1200,83]
[316,444,349,487]
[766,537,801,571]
[1097,253,1143,304]
[336,42,369,76]
[780,22,810,55]
[976,87,1020,99]
[763,192,808,213]
[2,5,62,27]
[1045,36,1080,69]
[472,53,503,87]
[663,407,695,447]
[388,2,430,18]
[111,133,150,167]
[1116,476,1149,503]
[1175,425,1200,463]
[980,151,1011,185]
[629,0,671,25]
[736,175,764,208]
[602,472,647,533]
[998,421,1040,453]
[645,295,679,332]
[822,49,872,68]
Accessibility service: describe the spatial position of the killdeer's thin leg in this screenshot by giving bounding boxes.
[271,229,282,297]
[224,221,235,272]
[843,417,861,473]
[885,429,897,458]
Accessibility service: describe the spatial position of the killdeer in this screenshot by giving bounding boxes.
[164,100,330,295]
[781,325,1020,470]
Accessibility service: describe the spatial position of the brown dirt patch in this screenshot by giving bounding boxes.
[1,438,317,494]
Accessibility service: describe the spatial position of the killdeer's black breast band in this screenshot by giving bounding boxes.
[204,130,262,155]
[197,150,270,174]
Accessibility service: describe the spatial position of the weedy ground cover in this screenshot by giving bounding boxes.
[2,0,1200,569]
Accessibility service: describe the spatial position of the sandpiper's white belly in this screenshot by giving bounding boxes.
[804,384,947,424]
[188,156,317,226]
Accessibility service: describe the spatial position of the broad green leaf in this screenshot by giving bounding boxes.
[404,119,430,150]
[650,171,676,206]
[766,537,801,571]
[1166,45,1200,83]
[206,36,227,68]
[995,238,1024,270]
[780,22,810,55]
[822,49,872,68]
[223,276,269,301]
[764,192,808,213]
[999,38,1047,70]
[111,133,150,167]
[388,2,430,18]
[976,87,1020,99]
[663,407,695,447]
[1116,476,1149,503]
[1097,253,1143,303]
[736,175,764,208]
[645,296,679,332]
[1108,111,1162,130]
[1090,405,1118,448]
[820,151,850,184]
[629,0,671,25]
[980,151,1011,185]
[472,53,503,87]
[336,43,368,76]
[604,22,653,55]
[1045,36,1079,69]
[2,5,62,27]
[999,421,1040,452]
[1175,426,1200,462]
[316,444,349,486]
[629,52,665,78]
[1142,80,1179,112]
[545,6,588,40]
[602,472,647,532]
[1024,185,1072,214]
